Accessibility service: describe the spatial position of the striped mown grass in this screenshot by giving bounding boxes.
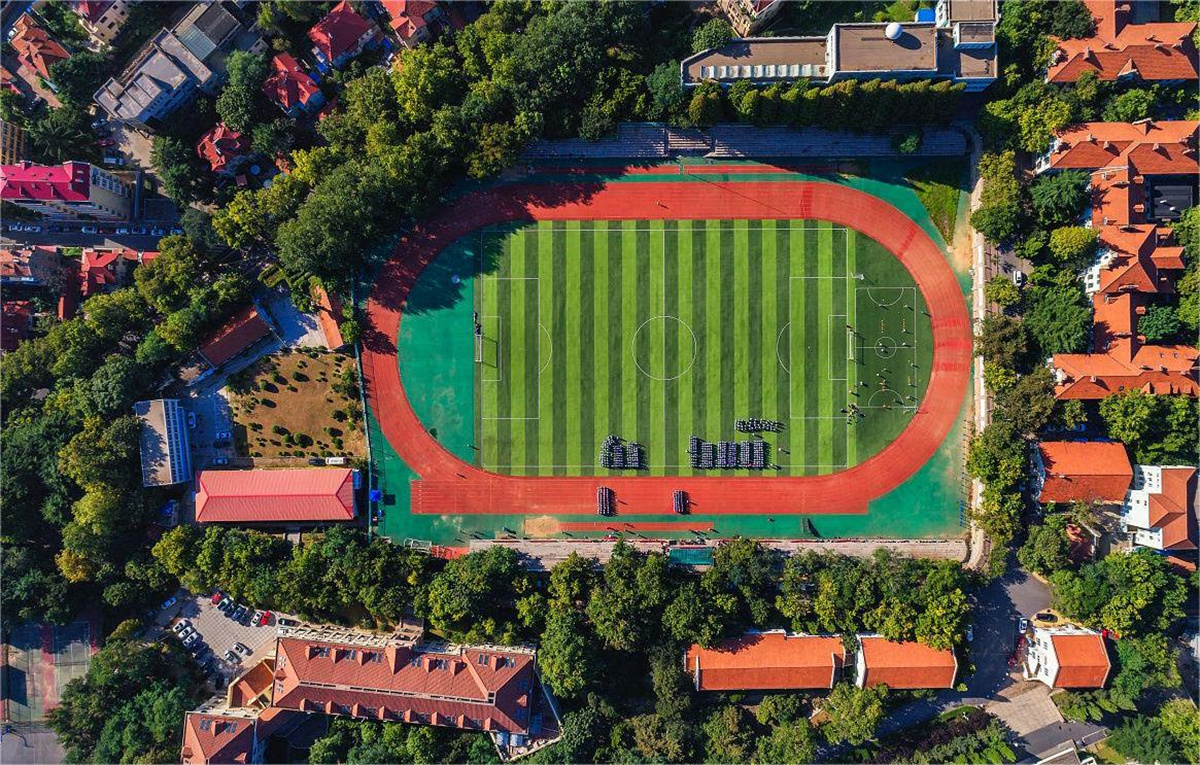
[475,220,931,477]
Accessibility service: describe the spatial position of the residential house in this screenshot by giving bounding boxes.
[1,300,34,352]
[1,119,29,165]
[73,0,134,46]
[717,0,785,37]
[262,52,324,118]
[309,1,377,70]
[78,247,156,301]
[181,625,562,763]
[1082,225,1184,297]
[1033,441,1133,505]
[194,468,358,524]
[1,246,62,287]
[684,631,847,691]
[380,0,446,48]
[10,14,71,83]
[1024,626,1111,689]
[855,636,958,689]
[1034,120,1198,225]
[197,305,272,368]
[682,0,997,91]
[1121,465,1196,551]
[196,122,251,175]
[0,161,133,220]
[1046,0,1197,84]
[95,1,265,129]
[134,399,192,487]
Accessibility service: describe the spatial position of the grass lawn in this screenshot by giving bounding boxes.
[228,347,365,464]
[906,159,967,244]
[467,219,932,477]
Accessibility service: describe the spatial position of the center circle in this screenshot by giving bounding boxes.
[632,316,697,381]
[875,336,897,358]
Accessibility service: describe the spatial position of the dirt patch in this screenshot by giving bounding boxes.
[228,347,365,465]
[950,214,974,274]
[523,516,561,537]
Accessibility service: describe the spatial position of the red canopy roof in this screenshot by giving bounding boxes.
[195,468,356,523]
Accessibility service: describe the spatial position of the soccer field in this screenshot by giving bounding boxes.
[472,219,933,477]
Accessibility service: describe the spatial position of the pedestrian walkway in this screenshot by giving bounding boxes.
[523,123,968,160]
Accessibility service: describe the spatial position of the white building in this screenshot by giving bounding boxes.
[134,398,192,487]
[1024,626,1110,689]
[1121,465,1197,551]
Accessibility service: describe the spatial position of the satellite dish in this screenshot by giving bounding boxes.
[885,22,903,40]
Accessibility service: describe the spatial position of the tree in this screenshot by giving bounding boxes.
[1018,515,1071,576]
[754,719,815,764]
[822,683,886,745]
[975,314,1031,371]
[1103,88,1158,122]
[1030,170,1089,227]
[538,607,598,699]
[992,366,1056,435]
[971,151,1024,245]
[984,274,1022,307]
[1047,226,1098,267]
[421,547,529,642]
[58,415,142,489]
[701,705,754,764]
[1138,304,1181,342]
[688,81,724,127]
[49,51,109,107]
[151,136,207,204]
[1111,635,1180,704]
[27,105,97,165]
[1049,549,1188,636]
[647,61,688,123]
[1109,716,1179,764]
[1158,699,1200,764]
[1024,283,1091,356]
[692,18,733,54]
[1100,391,1199,464]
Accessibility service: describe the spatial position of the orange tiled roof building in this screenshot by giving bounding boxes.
[1025,626,1111,689]
[182,626,562,764]
[10,14,71,81]
[1034,441,1134,505]
[1121,465,1197,550]
[684,631,847,691]
[1046,0,1197,84]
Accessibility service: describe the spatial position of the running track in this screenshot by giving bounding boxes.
[362,176,972,517]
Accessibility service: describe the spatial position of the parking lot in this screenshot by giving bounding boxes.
[163,594,282,687]
[185,390,240,472]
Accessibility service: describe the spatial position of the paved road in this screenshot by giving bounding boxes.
[877,561,1052,737]
[1,725,64,765]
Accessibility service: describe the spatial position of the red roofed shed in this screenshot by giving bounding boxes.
[195,468,357,523]
[198,306,271,368]
[1036,442,1133,504]
[856,637,958,690]
[685,631,845,691]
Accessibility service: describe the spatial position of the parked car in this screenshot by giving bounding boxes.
[1018,618,1029,635]
[214,431,232,440]
[232,605,247,622]
[81,225,98,234]
[190,642,207,658]
[213,457,229,466]
[260,611,273,626]
[183,632,200,647]
[161,596,178,610]
[224,650,241,664]
[7,223,21,231]
[169,227,183,235]
[22,224,41,232]
[132,226,147,235]
[251,610,264,627]
[188,412,197,428]
[116,226,130,234]
[98,138,116,147]
[177,626,194,640]
[218,597,233,612]
[150,227,165,236]
[277,617,299,628]
[171,620,190,634]
[233,642,251,656]
[210,591,223,605]
[1034,611,1058,624]
[966,625,974,642]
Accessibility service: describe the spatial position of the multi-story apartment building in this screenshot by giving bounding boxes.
[0,161,133,220]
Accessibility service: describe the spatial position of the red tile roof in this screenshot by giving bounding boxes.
[857,637,958,690]
[0,246,60,282]
[382,0,437,41]
[312,285,346,350]
[1,161,91,203]
[1037,441,1133,504]
[1049,633,1111,688]
[195,468,356,523]
[1052,292,1199,400]
[1,300,33,351]
[181,711,257,765]
[1149,467,1197,550]
[272,637,536,733]
[309,1,373,63]
[11,15,70,81]
[1045,121,1198,174]
[197,123,251,174]
[1047,0,1197,83]
[73,0,116,25]
[685,632,845,691]
[198,306,271,367]
[1094,225,1180,296]
[263,53,321,113]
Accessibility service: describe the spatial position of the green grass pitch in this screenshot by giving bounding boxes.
[472,219,932,477]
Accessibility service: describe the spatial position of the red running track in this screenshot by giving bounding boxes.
[362,177,972,517]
